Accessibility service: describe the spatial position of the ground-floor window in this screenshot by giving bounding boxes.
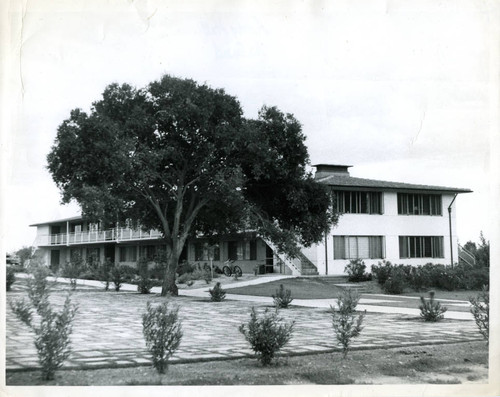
[194,242,220,261]
[86,247,100,265]
[50,250,60,267]
[139,245,157,261]
[333,236,384,260]
[119,246,137,262]
[70,247,83,260]
[399,236,444,258]
[227,240,257,261]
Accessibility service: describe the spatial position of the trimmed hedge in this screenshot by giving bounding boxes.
[371,261,489,293]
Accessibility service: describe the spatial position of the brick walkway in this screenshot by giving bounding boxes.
[5,280,483,372]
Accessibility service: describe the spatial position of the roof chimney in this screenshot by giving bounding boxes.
[313,164,352,179]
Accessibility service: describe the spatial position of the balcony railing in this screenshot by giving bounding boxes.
[36,227,163,246]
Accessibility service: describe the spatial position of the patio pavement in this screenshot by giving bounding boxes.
[5,274,484,372]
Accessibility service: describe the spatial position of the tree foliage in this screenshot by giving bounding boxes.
[47,75,337,295]
[463,232,490,268]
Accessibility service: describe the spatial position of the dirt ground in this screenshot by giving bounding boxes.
[6,341,488,386]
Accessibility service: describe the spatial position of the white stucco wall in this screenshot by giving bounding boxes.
[306,192,460,275]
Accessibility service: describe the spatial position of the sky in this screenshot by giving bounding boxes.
[1,0,498,253]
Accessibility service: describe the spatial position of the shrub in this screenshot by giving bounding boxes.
[239,307,295,366]
[137,257,153,294]
[344,260,371,282]
[330,289,365,358]
[203,268,212,284]
[27,265,52,307]
[469,286,489,343]
[142,302,183,374]
[9,268,78,380]
[176,272,192,285]
[463,267,489,290]
[383,268,406,294]
[272,284,293,309]
[6,267,16,291]
[371,260,393,285]
[407,266,431,291]
[62,253,87,290]
[209,282,226,302]
[97,259,114,291]
[111,266,125,292]
[176,261,196,276]
[419,291,447,322]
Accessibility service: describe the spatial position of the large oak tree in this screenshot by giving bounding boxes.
[47,75,337,296]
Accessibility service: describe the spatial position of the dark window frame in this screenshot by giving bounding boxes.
[397,193,442,216]
[332,190,384,215]
[399,236,444,258]
[333,236,385,260]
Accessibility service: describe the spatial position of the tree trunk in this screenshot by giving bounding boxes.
[161,255,179,296]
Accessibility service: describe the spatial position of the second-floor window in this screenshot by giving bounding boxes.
[333,190,383,214]
[397,193,442,215]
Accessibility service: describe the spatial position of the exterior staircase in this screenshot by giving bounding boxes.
[458,244,476,266]
[296,251,319,275]
[261,237,319,276]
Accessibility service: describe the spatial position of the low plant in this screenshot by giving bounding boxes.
[97,259,114,291]
[371,260,393,285]
[344,259,371,282]
[203,267,212,284]
[176,273,191,284]
[62,253,87,290]
[142,301,183,374]
[419,291,447,322]
[6,267,16,291]
[469,286,489,343]
[239,307,295,366]
[383,268,406,294]
[9,266,78,380]
[111,266,125,292]
[272,284,293,309]
[137,257,153,294]
[330,289,365,359]
[176,261,196,276]
[26,265,53,306]
[209,282,226,302]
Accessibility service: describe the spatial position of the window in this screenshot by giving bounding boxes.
[194,242,220,261]
[397,193,442,215]
[119,246,137,262]
[333,236,384,259]
[70,248,83,260]
[333,191,383,214]
[50,250,60,266]
[227,240,257,261]
[86,247,100,265]
[399,236,444,258]
[139,245,156,261]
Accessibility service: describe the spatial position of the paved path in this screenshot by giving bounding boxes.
[5,275,483,372]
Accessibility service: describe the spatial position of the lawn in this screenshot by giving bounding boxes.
[226,277,483,302]
[6,341,488,385]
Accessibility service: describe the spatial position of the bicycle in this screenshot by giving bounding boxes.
[222,260,242,277]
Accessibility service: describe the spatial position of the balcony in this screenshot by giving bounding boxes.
[36,228,163,246]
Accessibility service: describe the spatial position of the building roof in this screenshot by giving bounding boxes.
[316,173,472,193]
[29,215,83,227]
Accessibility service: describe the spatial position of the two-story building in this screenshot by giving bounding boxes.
[31,164,471,276]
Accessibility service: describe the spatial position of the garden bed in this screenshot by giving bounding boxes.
[6,341,488,385]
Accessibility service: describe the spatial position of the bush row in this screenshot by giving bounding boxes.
[370,261,489,293]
